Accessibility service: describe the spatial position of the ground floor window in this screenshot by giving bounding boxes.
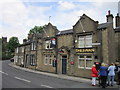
[44,54,54,65]
[78,55,93,69]
[30,54,35,66]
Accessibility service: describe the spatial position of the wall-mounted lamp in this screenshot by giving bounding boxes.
[75,40,77,43]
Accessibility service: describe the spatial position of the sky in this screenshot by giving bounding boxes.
[0,0,119,44]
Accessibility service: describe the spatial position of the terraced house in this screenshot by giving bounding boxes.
[14,11,120,78]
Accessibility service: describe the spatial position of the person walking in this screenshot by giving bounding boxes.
[117,64,120,85]
[115,62,120,85]
[91,65,98,86]
[99,63,108,88]
[107,63,116,86]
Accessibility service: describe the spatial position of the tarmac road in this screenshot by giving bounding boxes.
[1,60,119,90]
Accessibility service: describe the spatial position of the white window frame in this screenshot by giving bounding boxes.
[22,47,24,53]
[44,55,49,65]
[78,35,92,48]
[85,56,92,69]
[49,55,53,65]
[79,37,84,48]
[78,55,92,69]
[44,55,53,65]
[31,41,37,50]
[16,47,18,53]
[30,55,35,66]
[45,40,52,49]
[78,55,85,68]
[85,35,92,48]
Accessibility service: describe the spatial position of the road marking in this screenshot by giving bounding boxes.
[41,84,53,88]
[14,76,31,83]
[0,71,8,75]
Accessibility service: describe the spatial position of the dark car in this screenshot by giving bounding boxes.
[10,58,14,62]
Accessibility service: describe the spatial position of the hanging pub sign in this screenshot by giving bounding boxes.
[75,48,95,53]
[58,49,64,53]
[50,38,56,48]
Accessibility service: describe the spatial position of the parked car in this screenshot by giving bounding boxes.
[10,58,14,62]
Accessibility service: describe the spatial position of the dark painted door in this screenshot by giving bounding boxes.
[25,54,29,67]
[62,56,67,74]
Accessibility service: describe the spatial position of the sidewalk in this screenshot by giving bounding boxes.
[9,63,119,88]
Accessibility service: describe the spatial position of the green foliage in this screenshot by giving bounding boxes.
[7,37,19,53]
[28,25,46,34]
[2,37,20,60]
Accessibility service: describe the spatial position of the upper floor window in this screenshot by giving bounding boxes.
[78,35,92,48]
[21,47,24,53]
[31,41,37,50]
[46,40,52,49]
[16,47,18,53]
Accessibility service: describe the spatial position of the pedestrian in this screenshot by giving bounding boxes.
[116,63,120,85]
[99,63,108,88]
[107,63,116,86]
[91,65,98,86]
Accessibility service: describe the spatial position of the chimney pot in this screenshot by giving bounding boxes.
[117,13,119,16]
[108,10,110,15]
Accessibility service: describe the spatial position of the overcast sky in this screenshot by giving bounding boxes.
[0,0,119,44]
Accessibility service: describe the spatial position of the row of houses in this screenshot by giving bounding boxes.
[14,11,120,78]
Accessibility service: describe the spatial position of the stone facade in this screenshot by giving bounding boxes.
[14,12,120,78]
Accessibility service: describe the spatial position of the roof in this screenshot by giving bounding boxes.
[57,29,73,35]
[18,41,31,47]
[73,14,97,27]
[97,22,112,30]
[115,26,120,32]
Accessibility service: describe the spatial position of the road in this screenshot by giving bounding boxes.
[1,60,119,89]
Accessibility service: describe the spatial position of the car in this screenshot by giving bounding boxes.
[10,58,14,62]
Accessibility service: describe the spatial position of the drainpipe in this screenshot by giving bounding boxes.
[24,46,26,68]
[35,34,38,71]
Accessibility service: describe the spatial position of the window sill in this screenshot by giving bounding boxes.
[85,67,92,69]
[31,50,36,51]
[78,67,84,69]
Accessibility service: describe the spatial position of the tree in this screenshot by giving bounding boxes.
[7,37,19,53]
[28,25,46,34]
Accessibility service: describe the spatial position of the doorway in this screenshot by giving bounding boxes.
[62,55,67,74]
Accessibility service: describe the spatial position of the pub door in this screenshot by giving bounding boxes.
[62,56,67,74]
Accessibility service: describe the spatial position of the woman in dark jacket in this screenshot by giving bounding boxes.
[99,63,108,88]
[117,65,120,85]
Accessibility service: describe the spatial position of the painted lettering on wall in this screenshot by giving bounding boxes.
[76,48,95,53]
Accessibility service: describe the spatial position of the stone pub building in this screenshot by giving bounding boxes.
[14,11,120,78]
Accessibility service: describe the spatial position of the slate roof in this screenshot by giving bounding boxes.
[97,22,112,30]
[18,41,31,47]
[57,29,73,35]
[114,26,120,32]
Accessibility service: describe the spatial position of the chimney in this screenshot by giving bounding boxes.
[106,10,114,22]
[23,39,27,44]
[115,13,120,27]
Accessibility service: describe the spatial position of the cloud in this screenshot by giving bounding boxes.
[0,1,52,43]
[58,1,76,11]
[0,1,118,44]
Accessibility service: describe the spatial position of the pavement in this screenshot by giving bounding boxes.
[9,62,119,88]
